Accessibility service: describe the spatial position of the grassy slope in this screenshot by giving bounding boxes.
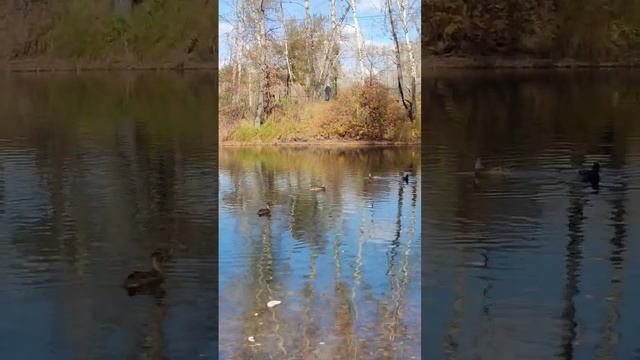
[221,101,421,144]
[1,0,215,68]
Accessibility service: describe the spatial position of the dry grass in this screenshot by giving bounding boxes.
[223,101,322,143]
[221,83,420,144]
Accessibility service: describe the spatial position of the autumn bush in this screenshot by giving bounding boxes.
[320,81,409,140]
[221,82,418,143]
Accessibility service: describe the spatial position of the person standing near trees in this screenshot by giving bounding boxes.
[324,84,332,101]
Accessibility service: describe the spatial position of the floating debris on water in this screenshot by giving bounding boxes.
[248,336,255,342]
[267,300,282,308]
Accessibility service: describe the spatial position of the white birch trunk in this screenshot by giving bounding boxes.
[330,0,338,94]
[304,0,315,99]
[396,0,416,121]
[318,3,350,88]
[396,0,416,82]
[232,0,245,104]
[386,0,413,121]
[231,31,240,103]
[349,0,366,81]
[254,0,267,128]
[280,0,295,96]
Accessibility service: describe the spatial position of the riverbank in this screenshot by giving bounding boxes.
[422,55,640,69]
[221,140,420,147]
[2,60,215,72]
[221,83,421,145]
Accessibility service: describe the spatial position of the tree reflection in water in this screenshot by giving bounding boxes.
[219,146,421,359]
[423,70,640,359]
[0,72,217,359]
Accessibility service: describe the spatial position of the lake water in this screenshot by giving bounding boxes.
[6,69,639,359]
[423,70,640,359]
[0,72,218,359]
[219,146,421,359]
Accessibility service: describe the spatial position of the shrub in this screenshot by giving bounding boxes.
[320,81,408,140]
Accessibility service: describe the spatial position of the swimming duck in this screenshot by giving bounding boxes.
[123,251,164,292]
[579,162,600,187]
[474,158,509,176]
[257,202,272,217]
[368,173,382,180]
[401,172,409,184]
[310,184,326,192]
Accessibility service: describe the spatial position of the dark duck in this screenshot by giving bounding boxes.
[579,162,600,189]
[123,251,165,295]
[258,202,272,217]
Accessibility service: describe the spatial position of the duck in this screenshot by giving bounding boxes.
[401,172,409,184]
[579,162,600,188]
[474,158,509,176]
[310,184,326,192]
[123,251,164,292]
[257,202,272,217]
[368,173,382,180]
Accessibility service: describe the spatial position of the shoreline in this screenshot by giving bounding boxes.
[422,55,640,69]
[2,60,216,72]
[221,140,420,147]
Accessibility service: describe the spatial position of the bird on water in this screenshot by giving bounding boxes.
[579,162,600,189]
[123,251,165,294]
[258,202,272,217]
[474,158,509,176]
[310,184,326,192]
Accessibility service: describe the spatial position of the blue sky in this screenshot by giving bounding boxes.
[218,0,420,71]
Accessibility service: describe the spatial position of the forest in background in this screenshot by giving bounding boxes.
[0,0,216,67]
[4,1,640,65]
[424,0,640,60]
[218,0,421,143]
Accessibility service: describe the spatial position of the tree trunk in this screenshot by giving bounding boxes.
[349,0,366,81]
[280,0,295,97]
[386,0,413,121]
[317,3,351,91]
[396,0,416,122]
[331,0,338,96]
[254,0,268,128]
[232,0,245,105]
[304,0,315,100]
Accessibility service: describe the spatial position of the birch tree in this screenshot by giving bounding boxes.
[304,0,316,99]
[349,0,366,80]
[396,0,416,122]
[280,0,295,97]
[317,2,351,94]
[232,0,248,105]
[386,0,413,121]
[254,0,268,128]
[330,0,338,95]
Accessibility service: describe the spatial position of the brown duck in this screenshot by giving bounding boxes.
[310,184,326,192]
[258,202,272,217]
[123,251,164,291]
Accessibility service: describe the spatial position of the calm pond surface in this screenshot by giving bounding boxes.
[219,146,421,359]
[423,70,640,359]
[0,73,218,359]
